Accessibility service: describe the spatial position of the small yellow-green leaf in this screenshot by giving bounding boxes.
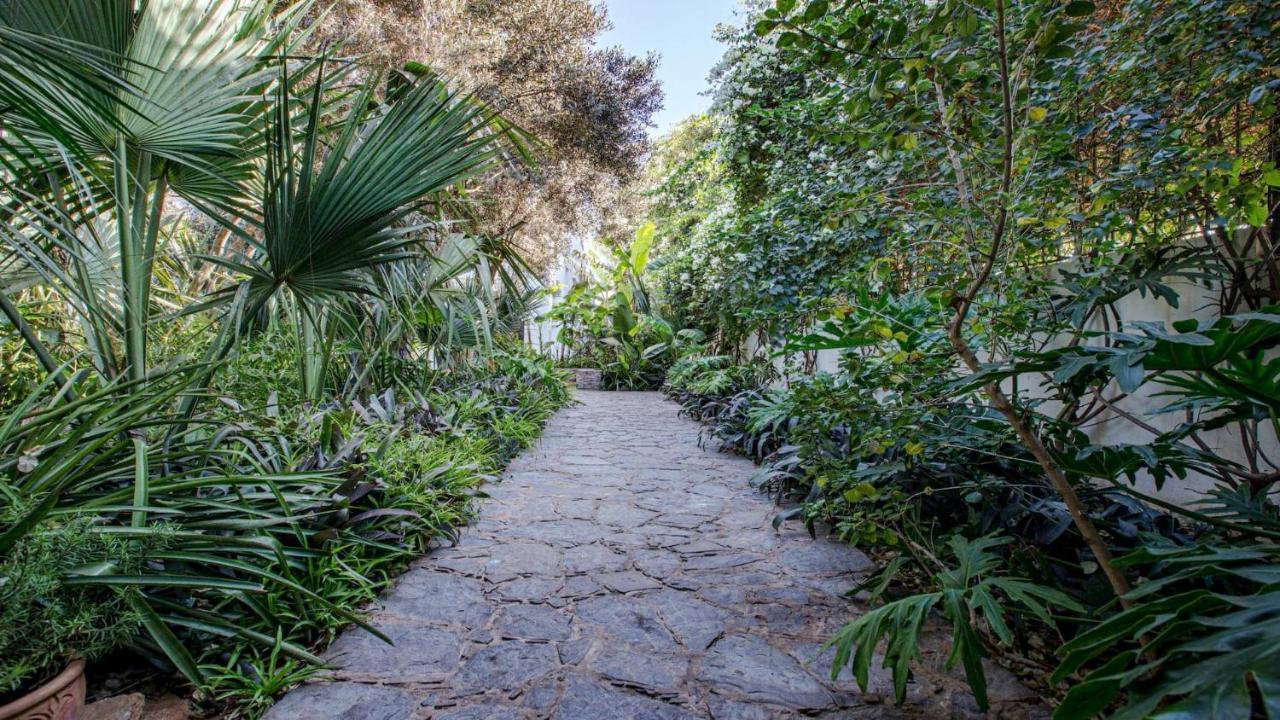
[1245,200,1268,227]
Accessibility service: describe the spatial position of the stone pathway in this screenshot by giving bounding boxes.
[266,391,1042,720]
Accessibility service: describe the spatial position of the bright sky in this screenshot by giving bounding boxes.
[600,0,741,137]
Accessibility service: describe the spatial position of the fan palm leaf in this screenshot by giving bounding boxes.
[215,72,508,307]
[1,0,307,382]
[196,67,514,397]
[0,0,300,169]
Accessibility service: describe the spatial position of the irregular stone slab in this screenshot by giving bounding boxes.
[597,570,664,593]
[563,543,628,573]
[433,554,489,577]
[495,604,572,641]
[797,575,859,600]
[557,498,598,520]
[546,484,613,500]
[519,496,562,521]
[718,508,771,530]
[698,584,746,608]
[325,624,461,682]
[494,576,563,603]
[560,574,601,597]
[434,704,520,720]
[586,645,688,695]
[561,455,614,467]
[753,586,812,605]
[596,501,658,528]
[606,531,653,547]
[647,589,727,651]
[689,484,737,499]
[697,634,835,710]
[716,530,781,553]
[643,531,695,548]
[631,548,682,576]
[378,573,490,627]
[456,641,559,693]
[558,637,592,665]
[671,540,726,555]
[653,513,708,530]
[554,674,699,720]
[575,595,676,650]
[706,695,773,720]
[485,541,563,577]
[780,541,874,576]
[750,602,841,637]
[682,552,761,571]
[264,683,416,720]
[522,678,561,711]
[680,498,725,517]
[695,570,779,588]
[507,470,576,485]
[508,519,610,546]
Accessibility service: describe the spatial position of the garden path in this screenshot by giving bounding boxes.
[266,391,1041,720]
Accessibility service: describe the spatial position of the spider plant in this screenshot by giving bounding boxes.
[0,366,386,688]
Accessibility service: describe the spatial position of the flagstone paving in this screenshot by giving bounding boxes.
[266,391,1044,720]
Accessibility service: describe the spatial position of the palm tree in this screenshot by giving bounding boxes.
[200,64,521,399]
[0,0,538,687]
[1,0,310,379]
[2,0,534,392]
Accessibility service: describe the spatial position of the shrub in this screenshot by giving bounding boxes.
[0,517,168,696]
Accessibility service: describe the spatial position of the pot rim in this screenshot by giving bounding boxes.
[0,659,85,718]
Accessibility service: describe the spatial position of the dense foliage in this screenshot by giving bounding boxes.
[639,0,1280,717]
[540,223,702,390]
[6,0,1280,717]
[0,1,572,715]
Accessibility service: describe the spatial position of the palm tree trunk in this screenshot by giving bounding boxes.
[114,137,149,384]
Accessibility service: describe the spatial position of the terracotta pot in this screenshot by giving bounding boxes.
[0,660,85,720]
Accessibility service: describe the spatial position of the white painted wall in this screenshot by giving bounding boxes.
[529,232,593,359]
[1030,274,1276,504]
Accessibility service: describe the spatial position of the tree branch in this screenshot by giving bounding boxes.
[943,0,1133,607]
